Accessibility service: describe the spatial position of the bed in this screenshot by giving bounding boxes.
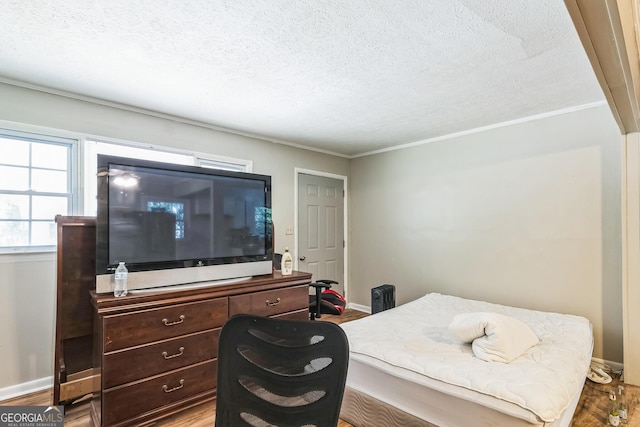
[338,293,593,427]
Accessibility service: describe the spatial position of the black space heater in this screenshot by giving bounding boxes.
[371,284,396,314]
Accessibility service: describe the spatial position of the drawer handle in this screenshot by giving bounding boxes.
[162,315,185,326]
[162,379,185,393]
[162,347,185,360]
[266,297,281,307]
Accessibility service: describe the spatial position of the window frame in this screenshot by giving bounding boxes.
[0,128,79,254]
[197,155,252,172]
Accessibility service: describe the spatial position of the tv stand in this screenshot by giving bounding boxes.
[90,271,312,427]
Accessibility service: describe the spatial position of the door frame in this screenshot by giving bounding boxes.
[294,168,349,301]
[622,132,640,385]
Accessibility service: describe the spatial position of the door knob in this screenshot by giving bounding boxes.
[299,256,306,261]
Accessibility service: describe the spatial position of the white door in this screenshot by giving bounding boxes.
[297,173,345,295]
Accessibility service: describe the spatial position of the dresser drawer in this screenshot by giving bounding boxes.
[229,285,308,317]
[101,360,217,426]
[103,298,228,352]
[103,329,220,389]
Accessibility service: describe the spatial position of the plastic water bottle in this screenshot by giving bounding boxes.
[114,262,128,297]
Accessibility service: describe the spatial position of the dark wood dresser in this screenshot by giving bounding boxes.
[90,271,312,426]
[54,215,97,405]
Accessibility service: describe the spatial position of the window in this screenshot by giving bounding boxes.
[198,157,250,172]
[84,140,252,215]
[0,130,76,252]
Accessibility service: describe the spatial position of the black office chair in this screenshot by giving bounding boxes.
[309,279,344,320]
[214,314,350,427]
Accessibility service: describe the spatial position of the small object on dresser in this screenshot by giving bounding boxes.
[114,262,128,297]
[281,248,293,275]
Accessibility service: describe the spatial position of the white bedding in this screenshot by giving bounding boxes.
[340,293,593,423]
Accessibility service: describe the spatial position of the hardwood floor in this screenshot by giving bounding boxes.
[1,309,638,426]
[0,386,353,427]
[572,375,640,427]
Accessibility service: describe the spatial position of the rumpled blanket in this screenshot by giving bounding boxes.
[448,312,539,363]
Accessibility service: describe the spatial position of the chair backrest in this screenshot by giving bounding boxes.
[215,314,349,427]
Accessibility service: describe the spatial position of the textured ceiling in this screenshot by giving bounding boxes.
[0,0,604,157]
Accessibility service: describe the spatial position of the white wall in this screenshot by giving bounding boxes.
[0,252,57,395]
[0,82,349,396]
[349,105,622,362]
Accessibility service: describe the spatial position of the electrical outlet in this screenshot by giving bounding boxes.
[285,225,294,235]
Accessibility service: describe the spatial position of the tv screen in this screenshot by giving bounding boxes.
[95,155,273,293]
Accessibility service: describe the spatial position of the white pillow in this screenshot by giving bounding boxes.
[449,312,539,363]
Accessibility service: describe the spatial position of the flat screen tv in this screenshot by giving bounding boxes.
[95,155,273,293]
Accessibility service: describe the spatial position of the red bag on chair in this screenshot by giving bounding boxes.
[319,289,346,315]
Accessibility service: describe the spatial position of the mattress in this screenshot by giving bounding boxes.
[339,293,593,426]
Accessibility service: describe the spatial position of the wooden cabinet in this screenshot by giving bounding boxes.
[90,271,312,426]
[54,215,97,405]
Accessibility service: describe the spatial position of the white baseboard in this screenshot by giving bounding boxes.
[0,377,52,402]
[592,357,624,375]
[346,302,371,313]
